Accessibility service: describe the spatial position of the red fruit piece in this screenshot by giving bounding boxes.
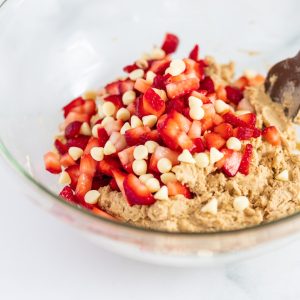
[59,186,78,204]
[167,181,192,199]
[139,130,161,144]
[262,126,281,146]
[84,137,100,154]
[79,154,97,177]
[200,76,215,93]
[149,58,171,75]
[118,146,135,173]
[201,117,214,134]
[64,112,90,128]
[92,174,110,190]
[149,146,179,172]
[189,44,199,61]
[214,123,233,139]
[112,169,127,195]
[142,88,166,117]
[170,110,191,133]
[134,78,151,94]
[238,113,256,128]
[109,132,127,152]
[165,97,185,113]
[220,149,242,177]
[54,139,68,155]
[97,127,109,146]
[71,100,96,116]
[75,173,93,201]
[98,157,122,176]
[239,144,253,175]
[225,86,243,104]
[125,126,151,146]
[166,78,200,99]
[66,135,90,150]
[188,120,202,139]
[204,133,226,150]
[63,97,85,117]
[65,164,80,189]
[103,119,123,136]
[65,121,82,139]
[109,177,119,191]
[252,128,261,138]
[44,152,61,174]
[152,74,170,89]
[60,153,76,168]
[105,81,120,95]
[235,127,254,140]
[119,80,135,94]
[104,95,123,110]
[223,112,255,128]
[161,33,179,54]
[212,114,225,126]
[191,138,205,154]
[123,63,138,73]
[123,174,156,206]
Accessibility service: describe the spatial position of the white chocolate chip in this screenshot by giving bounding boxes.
[146,71,156,84]
[120,122,131,135]
[210,147,224,165]
[101,116,114,126]
[195,152,210,168]
[58,171,71,185]
[90,147,104,161]
[188,96,203,108]
[135,59,149,69]
[160,172,177,184]
[142,115,157,128]
[201,198,218,215]
[157,158,173,173]
[167,59,186,76]
[154,185,169,201]
[84,190,101,205]
[122,90,136,105]
[150,47,166,60]
[145,141,159,154]
[139,173,154,184]
[133,145,149,160]
[103,141,116,155]
[189,106,205,120]
[68,147,83,161]
[145,178,160,193]
[152,88,167,101]
[102,101,116,117]
[226,137,242,151]
[92,124,102,138]
[80,122,92,136]
[233,196,249,212]
[129,69,144,81]
[178,149,196,164]
[275,169,289,182]
[116,108,131,121]
[132,159,147,176]
[131,115,143,128]
[215,99,231,114]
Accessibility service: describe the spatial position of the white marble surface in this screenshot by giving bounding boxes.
[1,158,300,300]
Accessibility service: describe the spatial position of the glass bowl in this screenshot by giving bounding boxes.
[1,0,300,266]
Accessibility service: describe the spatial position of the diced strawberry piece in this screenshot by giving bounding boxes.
[127,102,136,115]
[169,110,191,133]
[191,91,211,104]
[166,78,200,99]
[152,74,170,89]
[201,117,214,133]
[123,174,156,206]
[142,88,165,117]
[105,81,120,95]
[188,120,202,139]
[139,130,161,144]
[183,58,204,80]
[201,76,215,93]
[202,103,216,118]
[134,78,151,93]
[223,112,249,128]
[64,112,90,128]
[220,149,242,177]
[109,177,119,191]
[109,132,127,152]
[161,33,179,54]
[189,44,199,61]
[262,126,281,146]
[92,207,115,220]
[71,100,96,116]
[238,113,256,128]
[65,164,80,189]
[235,127,254,140]
[177,131,194,150]
[165,97,185,113]
[84,137,100,154]
[212,114,225,126]
[248,74,265,87]
[118,146,135,173]
[252,128,261,138]
[98,157,122,176]
[44,152,61,174]
[234,76,249,90]
[59,186,78,204]
[125,126,151,146]
[65,121,82,139]
[103,119,123,136]
[214,123,233,139]
[119,80,135,94]
[75,173,93,201]
[216,86,228,102]
[54,139,68,155]
[60,153,76,168]
[112,169,127,195]
[239,144,253,175]
[97,127,109,147]
[66,135,90,150]
[92,174,110,190]
[149,146,179,172]
[159,117,180,150]
[150,57,171,75]
[204,132,226,150]
[167,181,192,199]
[79,154,97,177]
[63,97,85,117]
[104,95,123,110]
[156,114,168,131]
[191,138,205,154]
[225,86,243,104]
[134,95,146,118]
[123,63,138,73]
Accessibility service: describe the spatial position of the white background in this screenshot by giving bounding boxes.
[1,158,300,300]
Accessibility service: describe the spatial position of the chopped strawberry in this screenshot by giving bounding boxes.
[166,78,200,99]
[152,74,170,89]
[84,137,100,154]
[134,78,151,93]
[200,76,215,93]
[123,63,138,73]
[214,123,233,139]
[212,114,225,126]
[54,139,68,155]
[63,97,85,117]
[72,100,96,116]
[98,157,122,176]
[183,58,204,80]
[79,154,97,177]
[156,114,168,131]
[60,153,76,168]
[252,128,261,138]
[142,88,165,117]
[262,126,281,146]
[123,174,156,206]
[139,129,161,144]
[109,132,127,152]
[105,81,120,95]
[233,76,249,90]
[75,173,93,201]
[223,112,254,128]
[238,113,256,127]
[65,121,82,139]
[149,57,171,75]
[59,186,78,204]
[225,86,243,104]
[44,152,62,174]
[125,126,151,146]
[109,177,119,191]
[158,117,180,150]
[177,131,195,150]
[65,164,80,189]
[118,146,135,173]
[191,138,205,154]
[112,169,127,195]
[104,95,123,110]
[235,127,254,140]
[216,86,228,102]
[97,127,109,147]
[165,97,185,113]
[169,110,191,133]
[204,133,226,150]
[92,207,115,220]
[201,117,214,134]
[188,120,202,139]
[64,112,90,128]
[161,33,179,54]
[239,144,253,175]
[191,91,211,104]
[66,135,90,150]
[167,181,192,199]
[103,119,123,136]
[202,103,216,118]
[189,44,199,61]
[149,146,179,172]
[220,149,242,177]
[119,80,135,94]
[92,174,110,190]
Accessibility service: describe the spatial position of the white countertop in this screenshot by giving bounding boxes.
[1,158,300,300]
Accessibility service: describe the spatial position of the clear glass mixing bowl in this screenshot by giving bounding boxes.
[0,0,299,266]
